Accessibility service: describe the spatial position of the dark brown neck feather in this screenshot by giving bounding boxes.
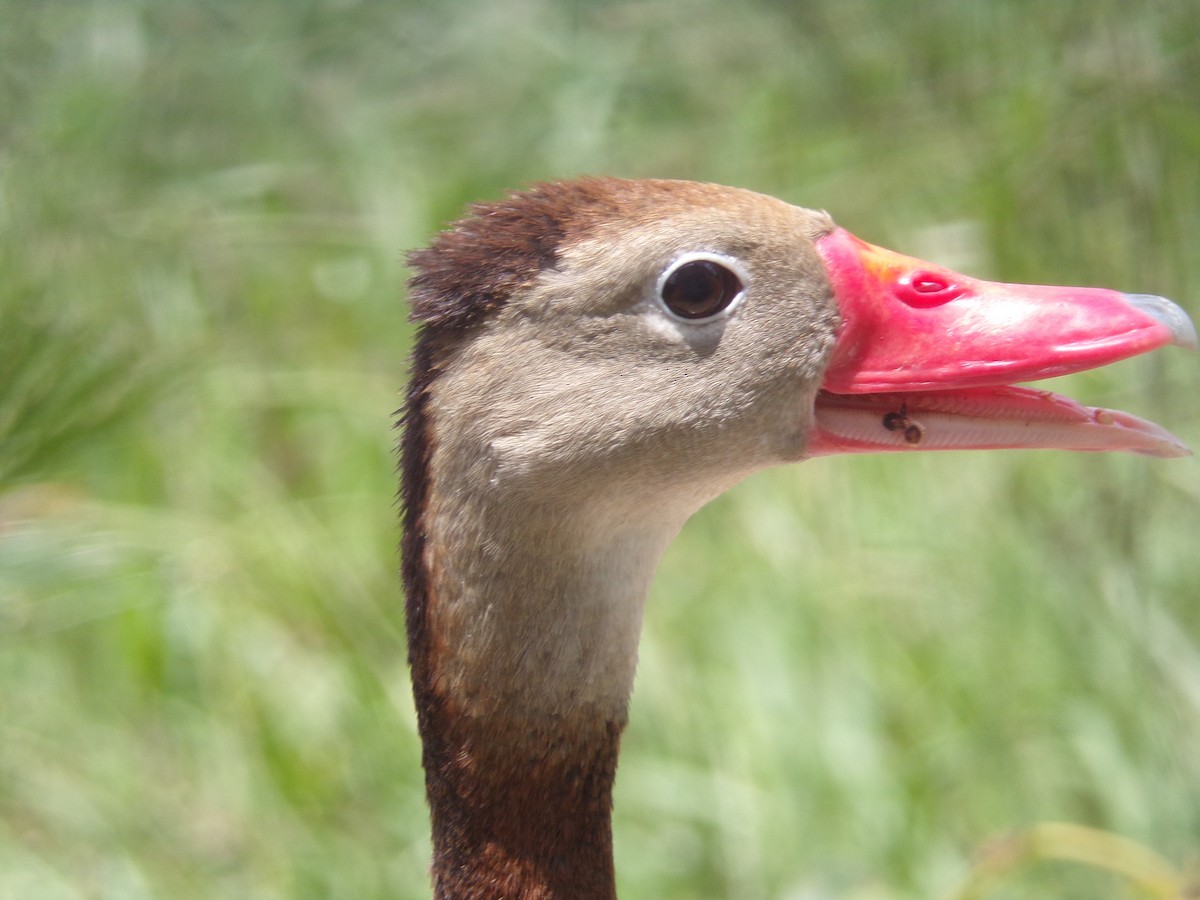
[420,703,622,899]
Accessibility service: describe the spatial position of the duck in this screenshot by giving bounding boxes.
[400,177,1194,899]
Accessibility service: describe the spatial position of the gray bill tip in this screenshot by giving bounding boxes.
[1124,293,1198,350]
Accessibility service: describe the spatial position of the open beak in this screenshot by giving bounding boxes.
[807,228,1196,458]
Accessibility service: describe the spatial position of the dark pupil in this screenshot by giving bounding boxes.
[662,260,741,319]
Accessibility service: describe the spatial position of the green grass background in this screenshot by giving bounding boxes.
[2,1,1198,897]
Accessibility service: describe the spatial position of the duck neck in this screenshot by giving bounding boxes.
[405,422,685,898]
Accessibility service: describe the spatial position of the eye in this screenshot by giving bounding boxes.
[659,256,745,321]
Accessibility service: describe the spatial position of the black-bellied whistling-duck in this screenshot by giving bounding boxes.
[401,178,1194,899]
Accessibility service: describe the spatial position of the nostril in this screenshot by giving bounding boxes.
[913,275,947,293]
[897,271,963,307]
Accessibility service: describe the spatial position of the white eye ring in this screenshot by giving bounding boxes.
[655,252,749,324]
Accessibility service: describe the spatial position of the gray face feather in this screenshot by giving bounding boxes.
[406,180,840,719]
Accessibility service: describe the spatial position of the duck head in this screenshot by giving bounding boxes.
[410,179,1191,513]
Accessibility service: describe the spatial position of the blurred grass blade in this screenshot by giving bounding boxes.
[951,822,1190,900]
[0,294,167,488]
